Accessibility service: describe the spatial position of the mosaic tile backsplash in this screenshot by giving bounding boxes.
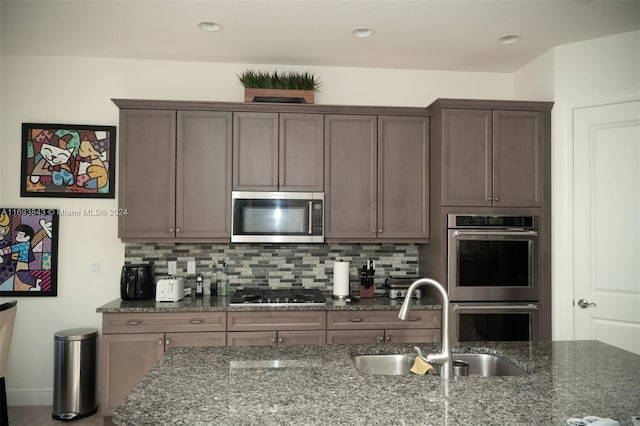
[125,243,418,294]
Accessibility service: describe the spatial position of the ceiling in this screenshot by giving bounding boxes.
[1,0,639,73]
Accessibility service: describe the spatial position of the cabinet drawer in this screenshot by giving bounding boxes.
[327,330,383,344]
[385,329,440,344]
[227,331,277,346]
[165,332,226,348]
[278,330,326,346]
[227,311,326,331]
[327,310,440,330]
[102,312,226,334]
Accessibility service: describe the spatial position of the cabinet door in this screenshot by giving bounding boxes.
[233,112,278,190]
[378,116,429,240]
[492,110,543,207]
[326,330,383,344]
[279,113,324,191]
[118,109,176,239]
[277,330,326,345]
[440,109,492,206]
[227,331,277,346]
[324,115,377,240]
[100,333,165,416]
[177,111,232,239]
[384,329,440,344]
[165,331,226,348]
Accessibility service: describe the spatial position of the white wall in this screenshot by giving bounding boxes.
[0,56,513,405]
[514,30,640,341]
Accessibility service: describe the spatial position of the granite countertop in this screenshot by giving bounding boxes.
[112,340,640,425]
[96,295,440,313]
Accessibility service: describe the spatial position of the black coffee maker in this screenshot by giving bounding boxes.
[120,264,154,300]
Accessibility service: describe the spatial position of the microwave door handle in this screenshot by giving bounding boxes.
[308,201,313,234]
[453,303,539,311]
[453,230,538,237]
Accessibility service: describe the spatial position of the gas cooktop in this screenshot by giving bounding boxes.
[229,288,327,306]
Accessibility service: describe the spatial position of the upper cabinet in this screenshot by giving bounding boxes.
[118,109,232,241]
[429,99,551,208]
[232,112,324,191]
[324,114,429,241]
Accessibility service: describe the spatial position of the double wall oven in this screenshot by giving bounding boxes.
[446,214,540,344]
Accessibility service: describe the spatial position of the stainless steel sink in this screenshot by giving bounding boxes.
[352,353,529,377]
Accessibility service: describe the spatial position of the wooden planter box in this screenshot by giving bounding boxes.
[244,88,315,104]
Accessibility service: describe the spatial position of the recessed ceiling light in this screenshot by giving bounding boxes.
[199,21,223,32]
[497,34,520,45]
[352,28,375,38]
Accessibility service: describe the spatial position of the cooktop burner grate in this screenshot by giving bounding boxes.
[229,288,327,306]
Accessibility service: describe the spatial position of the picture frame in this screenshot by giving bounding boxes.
[0,208,59,297]
[21,123,116,198]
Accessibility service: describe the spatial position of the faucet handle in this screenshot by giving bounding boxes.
[413,346,424,358]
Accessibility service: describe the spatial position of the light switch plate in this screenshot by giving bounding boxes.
[187,261,196,275]
[168,261,177,276]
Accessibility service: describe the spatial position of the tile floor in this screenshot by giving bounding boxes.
[7,406,115,426]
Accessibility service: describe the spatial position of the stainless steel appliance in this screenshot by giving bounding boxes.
[120,264,154,300]
[446,214,540,344]
[229,288,326,306]
[384,277,423,299]
[447,214,539,301]
[450,302,539,342]
[231,191,324,243]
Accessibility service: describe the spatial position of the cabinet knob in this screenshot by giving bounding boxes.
[190,319,204,324]
[169,228,174,233]
[378,229,383,233]
[385,336,391,342]
[494,197,499,202]
[126,320,141,326]
[487,197,493,201]
[158,339,163,345]
[372,229,376,233]
[377,336,384,343]
[176,227,181,233]
[165,339,170,346]
[271,337,277,344]
[278,337,283,344]
[349,318,363,322]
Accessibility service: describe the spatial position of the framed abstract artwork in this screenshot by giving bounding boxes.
[0,208,59,297]
[21,123,116,198]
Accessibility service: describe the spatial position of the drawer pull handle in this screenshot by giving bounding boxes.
[190,319,204,324]
[126,320,141,326]
[408,317,421,321]
[349,318,363,322]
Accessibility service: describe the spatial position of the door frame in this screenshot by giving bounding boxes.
[552,89,640,340]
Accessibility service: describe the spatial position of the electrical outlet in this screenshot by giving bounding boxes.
[90,262,100,275]
[187,261,196,275]
[168,261,177,276]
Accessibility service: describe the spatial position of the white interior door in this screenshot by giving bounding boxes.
[573,100,640,355]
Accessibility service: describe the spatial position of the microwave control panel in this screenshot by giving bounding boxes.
[311,201,323,235]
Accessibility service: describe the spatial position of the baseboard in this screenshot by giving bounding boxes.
[7,388,101,406]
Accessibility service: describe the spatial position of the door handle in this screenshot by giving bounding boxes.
[577,299,596,309]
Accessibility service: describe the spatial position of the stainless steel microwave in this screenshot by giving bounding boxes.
[231,191,324,243]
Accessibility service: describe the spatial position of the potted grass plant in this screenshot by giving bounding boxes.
[238,70,320,104]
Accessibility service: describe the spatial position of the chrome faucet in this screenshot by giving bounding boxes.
[398,278,452,380]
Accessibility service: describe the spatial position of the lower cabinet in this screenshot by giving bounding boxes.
[100,312,226,416]
[326,310,441,344]
[226,311,327,346]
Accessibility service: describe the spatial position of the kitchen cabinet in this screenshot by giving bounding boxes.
[100,312,226,416]
[325,310,440,344]
[324,115,429,241]
[118,109,232,241]
[433,107,543,207]
[226,310,326,346]
[232,112,324,191]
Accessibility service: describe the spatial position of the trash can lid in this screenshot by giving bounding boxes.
[54,328,99,341]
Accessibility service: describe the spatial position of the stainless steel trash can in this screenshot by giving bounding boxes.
[52,328,98,421]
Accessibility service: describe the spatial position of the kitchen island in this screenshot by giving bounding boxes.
[111,340,640,425]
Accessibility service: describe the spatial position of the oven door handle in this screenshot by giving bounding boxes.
[453,230,538,237]
[452,303,539,311]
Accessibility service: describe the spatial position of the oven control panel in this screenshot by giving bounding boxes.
[449,214,537,229]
